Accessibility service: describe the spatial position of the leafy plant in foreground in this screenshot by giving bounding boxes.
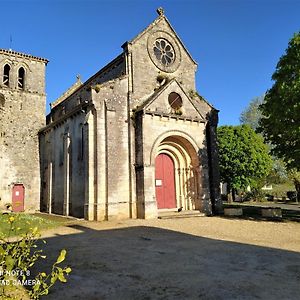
[0,214,71,299]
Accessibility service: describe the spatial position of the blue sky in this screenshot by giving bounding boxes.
[1,0,299,125]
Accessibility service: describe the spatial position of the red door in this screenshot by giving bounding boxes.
[155,154,176,209]
[12,184,25,212]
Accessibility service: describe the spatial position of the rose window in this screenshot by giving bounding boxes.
[153,39,175,66]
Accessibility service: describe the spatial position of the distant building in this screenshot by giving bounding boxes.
[1,9,222,220]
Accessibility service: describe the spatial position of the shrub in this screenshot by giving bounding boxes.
[244,189,266,202]
[287,191,297,201]
[0,213,71,299]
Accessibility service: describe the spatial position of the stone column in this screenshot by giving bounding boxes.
[191,167,196,210]
[96,101,107,221]
[143,164,158,219]
[47,162,53,214]
[84,111,95,221]
[63,134,70,216]
[193,168,201,210]
[177,168,183,209]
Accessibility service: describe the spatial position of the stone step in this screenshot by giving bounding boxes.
[158,210,205,219]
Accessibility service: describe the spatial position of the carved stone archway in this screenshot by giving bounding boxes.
[154,135,201,211]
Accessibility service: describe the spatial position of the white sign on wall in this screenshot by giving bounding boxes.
[155,179,162,186]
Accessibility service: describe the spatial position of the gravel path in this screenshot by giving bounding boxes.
[36,216,300,299]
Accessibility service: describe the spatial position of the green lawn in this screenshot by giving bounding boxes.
[0,213,70,238]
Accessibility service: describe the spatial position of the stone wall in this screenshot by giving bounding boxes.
[0,50,47,211]
[40,101,89,218]
[49,55,125,124]
[127,16,197,108]
[135,111,212,218]
[92,76,131,220]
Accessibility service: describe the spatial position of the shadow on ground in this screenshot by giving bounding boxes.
[32,224,300,300]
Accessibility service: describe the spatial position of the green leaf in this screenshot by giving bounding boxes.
[0,245,5,256]
[5,255,15,271]
[56,249,67,264]
[258,31,300,170]
[217,125,272,192]
[50,274,58,285]
[58,272,67,283]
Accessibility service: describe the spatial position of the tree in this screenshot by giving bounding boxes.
[288,169,300,200]
[240,95,288,184]
[259,32,300,170]
[240,95,264,130]
[217,125,272,200]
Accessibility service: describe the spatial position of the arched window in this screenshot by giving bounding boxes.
[3,64,10,87]
[18,67,25,89]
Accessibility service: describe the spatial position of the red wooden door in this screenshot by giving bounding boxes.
[12,184,25,212]
[155,154,176,209]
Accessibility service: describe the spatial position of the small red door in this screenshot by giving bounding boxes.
[12,184,25,212]
[155,154,176,209]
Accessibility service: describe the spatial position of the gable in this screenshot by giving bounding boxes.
[126,11,198,103]
[130,13,197,67]
[138,79,205,121]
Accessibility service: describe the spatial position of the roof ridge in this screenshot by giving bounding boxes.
[193,91,216,110]
[50,77,83,108]
[135,77,176,111]
[83,53,124,86]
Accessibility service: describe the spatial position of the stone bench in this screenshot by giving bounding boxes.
[261,207,282,218]
[224,207,243,216]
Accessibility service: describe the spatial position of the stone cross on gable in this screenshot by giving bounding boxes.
[156,7,164,16]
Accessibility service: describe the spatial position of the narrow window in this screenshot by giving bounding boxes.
[3,64,10,86]
[18,67,25,89]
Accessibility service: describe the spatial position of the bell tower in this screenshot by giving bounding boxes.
[0,49,48,211]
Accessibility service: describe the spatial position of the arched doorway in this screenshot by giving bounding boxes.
[155,153,176,209]
[154,135,201,211]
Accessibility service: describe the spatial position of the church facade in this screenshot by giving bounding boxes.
[1,9,222,220]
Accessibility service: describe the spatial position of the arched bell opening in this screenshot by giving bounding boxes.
[154,135,201,212]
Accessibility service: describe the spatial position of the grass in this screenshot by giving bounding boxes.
[0,213,70,238]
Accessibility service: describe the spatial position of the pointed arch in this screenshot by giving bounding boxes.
[3,64,11,87]
[18,67,25,89]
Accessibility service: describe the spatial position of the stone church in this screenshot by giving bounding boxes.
[0,9,222,220]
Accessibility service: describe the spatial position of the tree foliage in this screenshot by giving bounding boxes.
[259,32,300,170]
[288,169,300,199]
[239,95,289,184]
[240,95,264,130]
[217,125,272,193]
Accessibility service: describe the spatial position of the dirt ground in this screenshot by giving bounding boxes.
[34,216,300,300]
